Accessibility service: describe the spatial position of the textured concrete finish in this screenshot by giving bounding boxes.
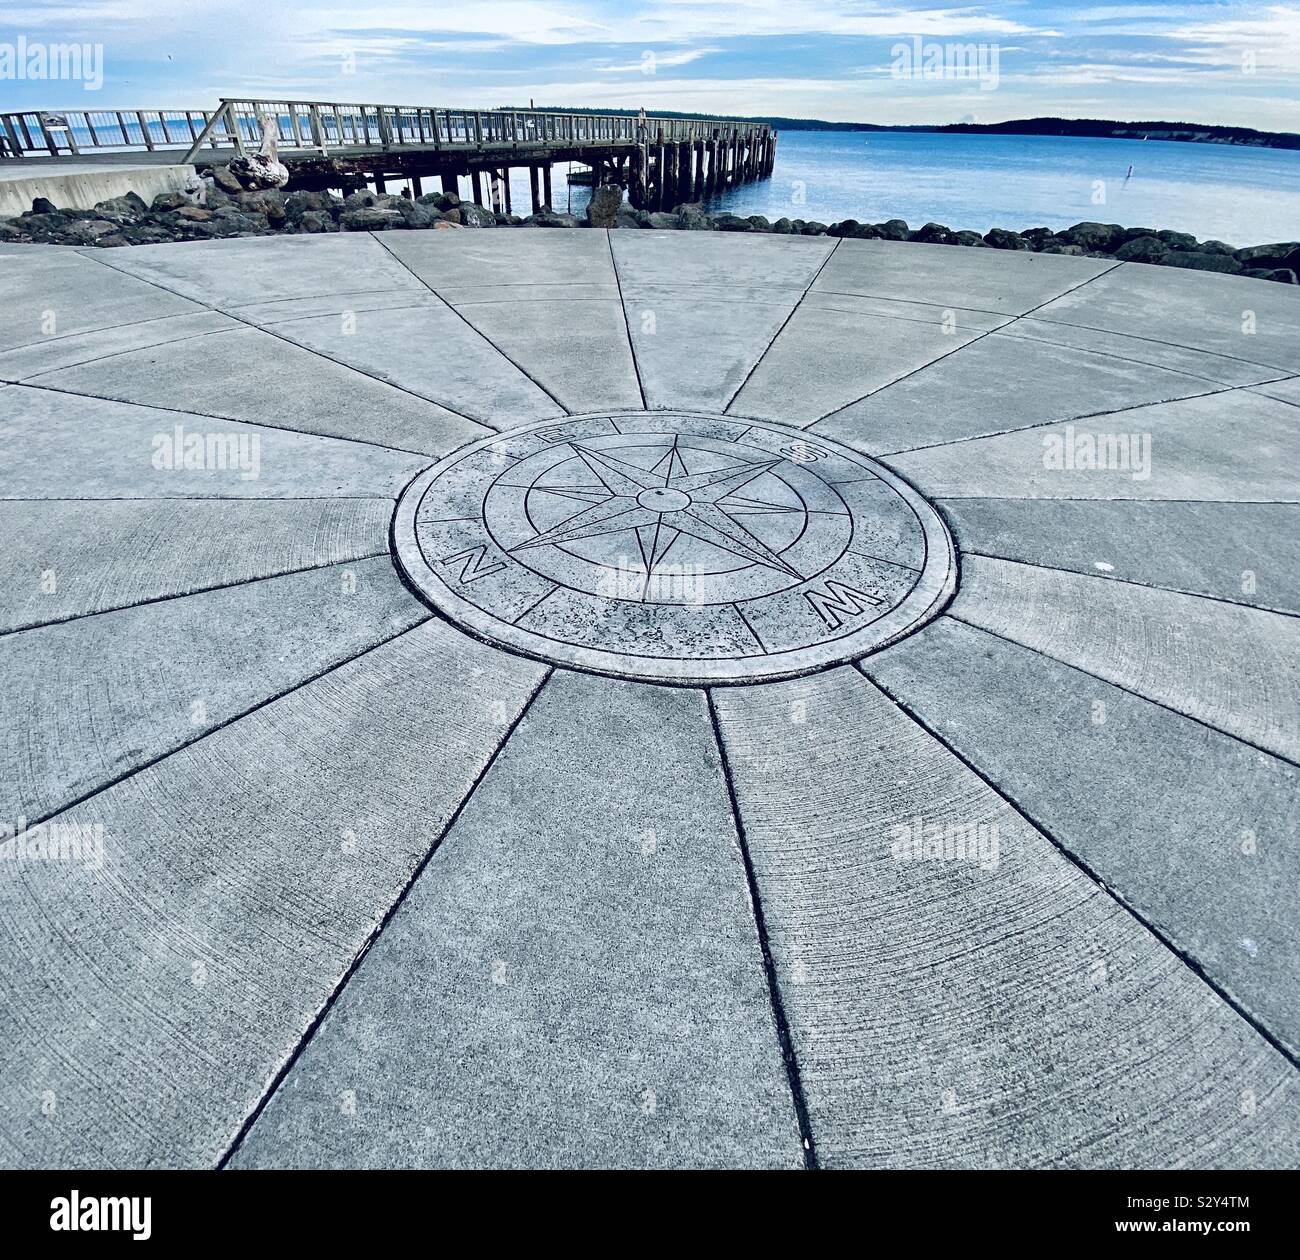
[32,324,488,457]
[812,328,1222,455]
[937,498,1300,614]
[0,497,392,631]
[0,386,433,499]
[0,556,425,822]
[234,672,803,1169]
[713,668,1300,1169]
[2,231,1297,1171]
[863,617,1300,1057]
[0,620,546,1167]
[891,388,1300,501]
[953,555,1300,762]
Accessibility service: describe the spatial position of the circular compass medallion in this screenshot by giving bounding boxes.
[393,412,956,683]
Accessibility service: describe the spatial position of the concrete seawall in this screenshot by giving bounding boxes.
[0,159,196,217]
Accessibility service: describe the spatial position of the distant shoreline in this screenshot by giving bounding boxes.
[522,109,1300,151]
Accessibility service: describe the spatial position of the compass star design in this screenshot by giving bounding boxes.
[514,441,804,582]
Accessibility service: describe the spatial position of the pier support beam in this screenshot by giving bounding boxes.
[528,165,541,214]
[542,163,552,210]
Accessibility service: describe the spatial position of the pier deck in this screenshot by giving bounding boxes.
[2,100,777,211]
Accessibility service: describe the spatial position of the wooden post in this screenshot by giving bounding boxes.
[542,163,552,210]
[412,176,423,198]
[529,164,541,213]
[630,146,647,209]
[374,172,387,193]
[502,167,512,214]
[473,170,485,206]
[440,173,457,196]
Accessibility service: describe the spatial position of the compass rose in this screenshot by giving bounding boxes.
[514,440,804,582]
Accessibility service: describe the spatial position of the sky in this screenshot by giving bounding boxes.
[2,1,1298,130]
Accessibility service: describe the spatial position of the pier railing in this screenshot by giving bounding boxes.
[0,100,772,163]
[182,100,770,164]
[0,108,217,158]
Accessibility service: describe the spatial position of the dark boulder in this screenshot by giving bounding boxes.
[983,227,1029,250]
[208,165,243,194]
[874,218,910,240]
[912,222,959,245]
[339,207,405,231]
[459,202,498,228]
[1060,221,1125,252]
[1160,251,1243,274]
[1234,242,1300,271]
[586,185,624,228]
[1241,267,1298,284]
[1113,235,1168,263]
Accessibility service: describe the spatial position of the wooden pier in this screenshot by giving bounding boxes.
[0,99,777,212]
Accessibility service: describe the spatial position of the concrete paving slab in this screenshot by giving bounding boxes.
[378,227,618,291]
[1032,260,1300,375]
[0,619,546,1168]
[801,289,1009,332]
[29,324,488,457]
[0,386,434,499]
[812,238,1117,315]
[444,297,641,412]
[0,248,201,354]
[951,555,1300,762]
[813,328,1222,455]
[252,302,563,427]
[888,388,1300,501]
[729,303,991,426]
[234,671,804,1169]
[1251,376,1300,406]
[0,497,393,632]
[0,555,425,823]
[1005,316,1285,387]
[86,233,425,309]
[938,498,1300,614]
[0,311,239,381]
[862,616,1300,1057]
[619,284,808,411]
[611,229,835,290]
[713,666,1300,1168]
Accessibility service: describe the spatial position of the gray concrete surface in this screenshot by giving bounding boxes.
[0,230,1296,1171]
[234,672,804,1168]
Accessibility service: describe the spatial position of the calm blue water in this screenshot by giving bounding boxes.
[556,131,1300,248]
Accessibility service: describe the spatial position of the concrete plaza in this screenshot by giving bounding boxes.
[0,229,1297,1169]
